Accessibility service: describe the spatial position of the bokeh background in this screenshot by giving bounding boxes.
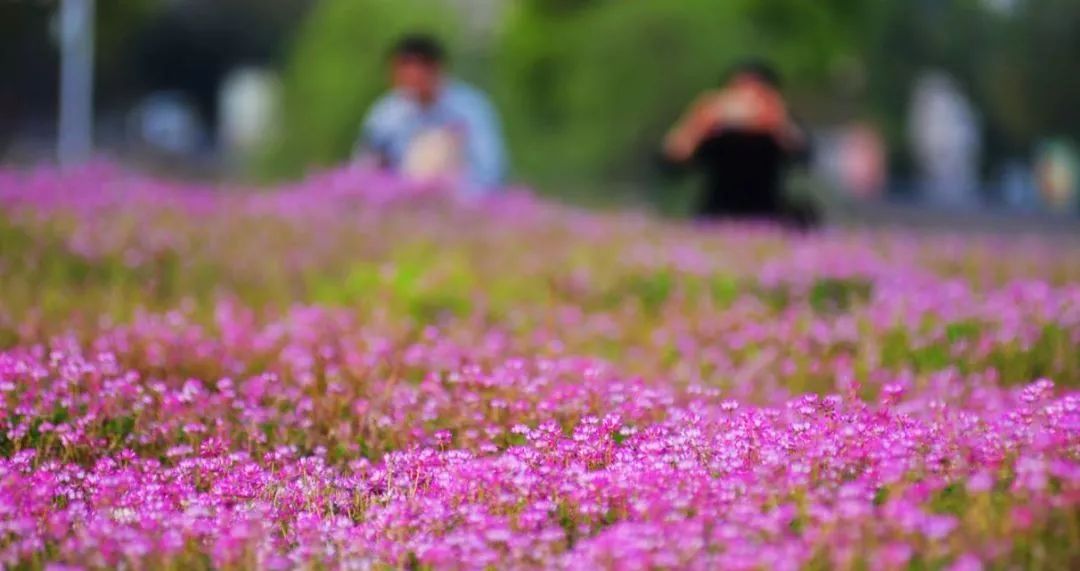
[2,0,1079,224]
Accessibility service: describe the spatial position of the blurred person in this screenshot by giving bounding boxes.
[355,34,507,195]
[908,71,981,207]
[1035,139,1079,213]
[662,60,815,227]
[1000,159,1037,211]
[837,122,887,200]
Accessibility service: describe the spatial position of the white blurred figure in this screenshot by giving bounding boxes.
[909,71,982,207]
[219,67,281,163]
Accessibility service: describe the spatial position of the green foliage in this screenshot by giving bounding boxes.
[601,271,676,314]
[262,0,462,179]
[308,245,476,325]
[808,278,873,314]
[103,416,137,443]
[979,0,1080,152]
[494,1,748,186]
[861,0,1080,168]
[708,275,741,308]
[931,483,970,516]
[261,0,1080,195]
[493,0,868,189]
[96,0,159,70]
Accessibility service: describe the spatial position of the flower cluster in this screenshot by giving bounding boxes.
[0,165,1078,569]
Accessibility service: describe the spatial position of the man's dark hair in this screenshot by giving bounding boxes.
[724,59,783,89]
[390,34,446,66]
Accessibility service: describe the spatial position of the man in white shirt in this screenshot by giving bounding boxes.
[355,34,508,195]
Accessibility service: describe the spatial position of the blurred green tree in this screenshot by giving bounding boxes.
[493,0,870,195]
[860,0,1080,177]
[979,0,1080,155]
[262,0,1080,205]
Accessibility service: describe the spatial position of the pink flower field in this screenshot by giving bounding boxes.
[0,164,1078,570]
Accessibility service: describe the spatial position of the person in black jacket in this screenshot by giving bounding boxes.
[662,61,816,227]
